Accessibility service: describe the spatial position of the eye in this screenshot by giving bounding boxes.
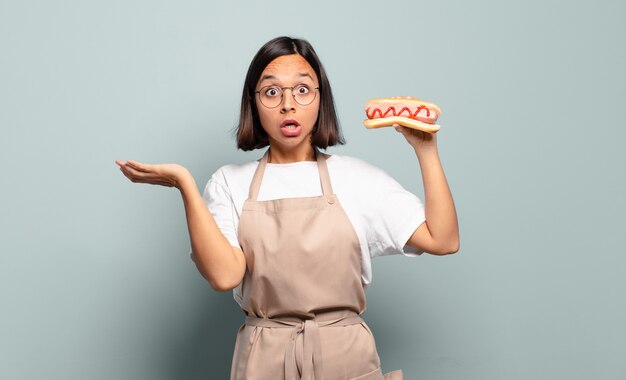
[264,87,281,97]
[295,84,310,94]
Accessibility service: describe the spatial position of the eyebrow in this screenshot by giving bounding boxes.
[259,72,314,84]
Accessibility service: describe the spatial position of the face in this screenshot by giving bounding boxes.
[255,54,320,151]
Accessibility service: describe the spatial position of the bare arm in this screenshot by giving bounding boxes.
[115,160,246,291]
[392,126,460,255]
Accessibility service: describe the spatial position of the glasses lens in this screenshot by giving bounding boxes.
[259,86,282,108]
[293,85,316,106]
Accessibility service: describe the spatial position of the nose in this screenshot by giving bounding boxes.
[281,88,296,112]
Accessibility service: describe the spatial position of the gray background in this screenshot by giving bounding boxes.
[1,0,624,379]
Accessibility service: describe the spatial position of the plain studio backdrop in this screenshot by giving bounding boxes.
[1,0,624,379]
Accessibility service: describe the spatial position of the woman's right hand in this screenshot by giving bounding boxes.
[115,160,191,189]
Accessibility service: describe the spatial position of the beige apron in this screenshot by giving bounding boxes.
[230,147,403,380]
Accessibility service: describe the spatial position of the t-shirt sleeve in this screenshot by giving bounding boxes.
[367,169,426,258]
[203,177,241,248]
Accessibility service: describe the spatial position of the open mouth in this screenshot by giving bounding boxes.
[280,119,302,137]
[280,119,301,129]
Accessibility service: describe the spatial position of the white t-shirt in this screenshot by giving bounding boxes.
[200,153,426,306]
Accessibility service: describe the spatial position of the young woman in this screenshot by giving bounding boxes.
[116,36,459,380]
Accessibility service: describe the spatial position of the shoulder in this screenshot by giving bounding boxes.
[327,153,408,201]
[203,160,259,204]
[325,154,395,206]
[209,160,259,188]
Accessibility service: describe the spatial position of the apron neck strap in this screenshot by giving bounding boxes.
[315,147,334,197]
[248,150,268,201]
[248,147,333,201]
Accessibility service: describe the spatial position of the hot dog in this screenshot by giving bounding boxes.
[363,96,441,134]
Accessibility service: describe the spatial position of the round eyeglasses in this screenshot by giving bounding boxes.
[255,84,319,108]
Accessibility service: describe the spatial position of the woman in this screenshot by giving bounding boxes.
[116,36,459,380]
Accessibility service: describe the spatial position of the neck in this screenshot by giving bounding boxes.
[268,145,316,164]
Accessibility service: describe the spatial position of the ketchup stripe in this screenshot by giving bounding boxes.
[366,106,431,119]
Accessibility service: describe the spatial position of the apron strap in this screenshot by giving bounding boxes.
[248,149,270,201]
[247,147,334,201]
[315,147,334,198]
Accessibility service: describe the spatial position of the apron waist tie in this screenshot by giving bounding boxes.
[245,311,364,380]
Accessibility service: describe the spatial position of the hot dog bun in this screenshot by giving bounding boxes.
[363,116,441,133]
[364,96,441,134]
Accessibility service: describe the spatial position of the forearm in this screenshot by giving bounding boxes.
[177,174,245,291]
[415,147,460,252]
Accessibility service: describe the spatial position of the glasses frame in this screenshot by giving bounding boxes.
[255,85,320,109]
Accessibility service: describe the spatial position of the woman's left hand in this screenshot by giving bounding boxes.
[393,124,438,156]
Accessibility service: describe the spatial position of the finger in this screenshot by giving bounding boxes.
[120,164,170,185]
[119,166,141,182]
[124,172,150,184]
[119,165,148,182]
[120,164,141,177]
[120,167,171,186]
[126,160,142,170]
[127,160,151,173]
[119,167,138,183]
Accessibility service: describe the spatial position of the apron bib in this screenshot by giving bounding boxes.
[230,147,403,380]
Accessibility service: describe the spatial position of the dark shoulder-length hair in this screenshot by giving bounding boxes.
[236,36,345,151]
